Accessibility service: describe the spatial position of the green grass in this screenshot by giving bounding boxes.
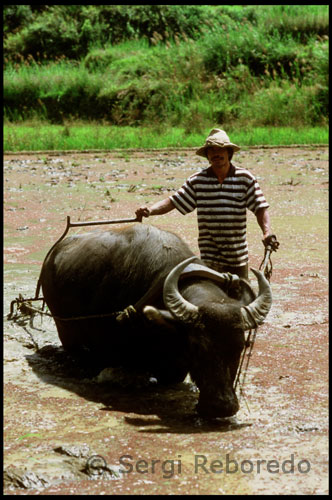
[232,127,328,147]
[3,5,328,131]
[3,122,328,152]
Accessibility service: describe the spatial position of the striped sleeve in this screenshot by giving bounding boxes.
[246,177,269,214]
[170,178,197,214]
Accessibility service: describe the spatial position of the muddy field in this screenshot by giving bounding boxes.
[4,147,328,495]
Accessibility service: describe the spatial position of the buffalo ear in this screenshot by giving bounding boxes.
[143,306,179,326]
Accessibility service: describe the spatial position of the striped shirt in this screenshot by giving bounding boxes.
[170,164,269,267]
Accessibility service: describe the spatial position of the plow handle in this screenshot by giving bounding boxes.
[66,214,142,228]
[34,214,142,299]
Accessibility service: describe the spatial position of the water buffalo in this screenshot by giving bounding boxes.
[40,223,272,417]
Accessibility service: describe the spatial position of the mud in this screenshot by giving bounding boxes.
[4,147,328,494]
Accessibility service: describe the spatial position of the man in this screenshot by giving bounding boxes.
[135,129,274,280]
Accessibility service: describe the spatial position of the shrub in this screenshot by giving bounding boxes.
[3,5,34,35]
[259,5,329,42]
[3,5,329,128]
[4,9,81,61]
[236,81,328,127]
[4,5,213,62]
[84,48,115,71]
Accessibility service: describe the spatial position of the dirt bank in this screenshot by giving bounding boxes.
[4,147,328,494]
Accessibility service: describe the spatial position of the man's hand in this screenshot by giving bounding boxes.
[135,198,175,219]
[262,234,280,251]
[135,207,150,218]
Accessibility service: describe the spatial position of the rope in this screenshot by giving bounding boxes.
[234,328,258,413]
[235,238,279,408]
[259,250,273,282]
[9,300,137,323]
[259,234,279,282]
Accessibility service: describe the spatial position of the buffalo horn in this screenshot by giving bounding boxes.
[240,268,272,330]
[163,257,199,321]
[181,262,239,286]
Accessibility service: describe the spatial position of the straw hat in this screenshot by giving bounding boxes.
[196,129,241,158]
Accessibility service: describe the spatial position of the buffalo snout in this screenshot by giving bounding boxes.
[197,389,239,418]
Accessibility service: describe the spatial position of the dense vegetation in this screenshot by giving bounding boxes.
[3,5,329,137]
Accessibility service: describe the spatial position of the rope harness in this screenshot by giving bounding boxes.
[233,234,279,412]
[8,295,137,327]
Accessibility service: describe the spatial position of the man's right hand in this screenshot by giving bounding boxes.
[135,198,175,219]
[135,207,150,218]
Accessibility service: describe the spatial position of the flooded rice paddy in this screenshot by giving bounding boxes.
[4,147,328,494]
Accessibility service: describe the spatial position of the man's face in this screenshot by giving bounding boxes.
[207,146,230,169]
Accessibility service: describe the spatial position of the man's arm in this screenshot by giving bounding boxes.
[136,197,175,218]
[256,207,271,241]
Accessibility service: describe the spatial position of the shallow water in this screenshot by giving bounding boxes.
[4,148,328,494]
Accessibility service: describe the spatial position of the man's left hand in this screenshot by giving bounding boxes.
[262,234,280,251]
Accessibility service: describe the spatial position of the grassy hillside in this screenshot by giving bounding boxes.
[3,5,329,147]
